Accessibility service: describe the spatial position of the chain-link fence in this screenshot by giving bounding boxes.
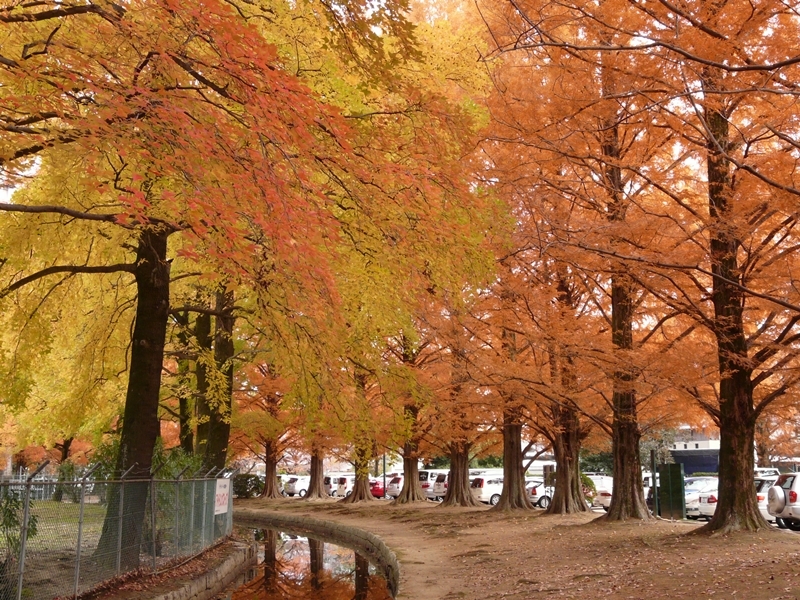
[0,462,233,600]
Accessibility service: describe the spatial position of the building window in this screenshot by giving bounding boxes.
[684,444,687,449]
[695,443,699,449]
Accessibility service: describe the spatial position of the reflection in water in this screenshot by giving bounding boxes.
[225,530,392,600]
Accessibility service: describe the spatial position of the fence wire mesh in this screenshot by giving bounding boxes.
[0,475,232,600]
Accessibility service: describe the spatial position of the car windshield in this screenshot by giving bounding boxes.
[390,477,402,484]
[436,474,447,482]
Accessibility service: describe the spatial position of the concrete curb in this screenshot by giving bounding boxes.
[235,507,401,598]
[149,540,257,600]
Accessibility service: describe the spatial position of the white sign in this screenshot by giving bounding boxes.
[214,478,231,515]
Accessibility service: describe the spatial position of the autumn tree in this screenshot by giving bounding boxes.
[477,0,800,532]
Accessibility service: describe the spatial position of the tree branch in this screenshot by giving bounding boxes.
[1,263,134,298]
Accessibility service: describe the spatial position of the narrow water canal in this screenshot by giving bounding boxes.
[215,529,393,599]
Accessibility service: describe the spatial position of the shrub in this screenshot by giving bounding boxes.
[233,474,264,498]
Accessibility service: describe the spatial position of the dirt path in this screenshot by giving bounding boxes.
[236,497,800,599]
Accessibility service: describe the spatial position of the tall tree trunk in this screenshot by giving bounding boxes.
[304,449,327,499]
[755,421,771,468]
[94,227,172,568]
[493,316,532,511]
[175,311,194,454]
[203,289,235,470]
[441,441,481,507]
[547,404,588,514]
[260,439,282,499]
[702,90,766,532]
[493,411,532,510]
[606,277,649,520]
[194,312,212,458]
[595,48,649,521]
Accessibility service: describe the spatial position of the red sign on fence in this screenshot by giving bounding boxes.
[214,479,231,515]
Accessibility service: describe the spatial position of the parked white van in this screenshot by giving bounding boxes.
[336,474,356,497]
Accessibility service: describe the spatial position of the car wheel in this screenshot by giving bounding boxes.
[288,493,295,497]
[537,496,551,509]
[786,520,800,532]
[768,485,786,514]
[777,517,788,529]
[490,494,501,506]
[603,506,609,512]
[299,489,307,498]
[345,490,352,498]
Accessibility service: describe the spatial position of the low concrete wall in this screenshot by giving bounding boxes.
[235,507,401,598]
[150,540,257,600]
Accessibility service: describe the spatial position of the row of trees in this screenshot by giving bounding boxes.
[1,0,799,554]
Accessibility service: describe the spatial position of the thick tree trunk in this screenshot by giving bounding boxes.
[309,538,324,590]
[339,448,374,503]
[547,404,588,514]
[606,389,649,520]
[53,437,73,502]
[355,552,369,600]
[304,449,327,499]
[203,289,234,470]
[94,228,172,568]
[605,277,650,521]
[493,415,532,511]
[263,528,278,592]
[395,442,427,503]
[260,440,282,499]
[701,91,766,533]
[441,441,481,507]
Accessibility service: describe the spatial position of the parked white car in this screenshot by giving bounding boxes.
[419,469,448,501]
[526,480,553,508]
[585,474,613,510]
[768,473,800,531]
[284,475,310,497]
[470,476,504,505]
[697,491,718,520]
[755,476,778,523]
[386,475,404,499]
[684,477,718,519]
[432,473,449,500]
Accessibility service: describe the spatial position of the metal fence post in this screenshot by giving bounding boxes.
[200,468,216,550]
[73,464,100,598]
[16,460,49,600]
[116,463,137,575]
[225,470,235,536]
